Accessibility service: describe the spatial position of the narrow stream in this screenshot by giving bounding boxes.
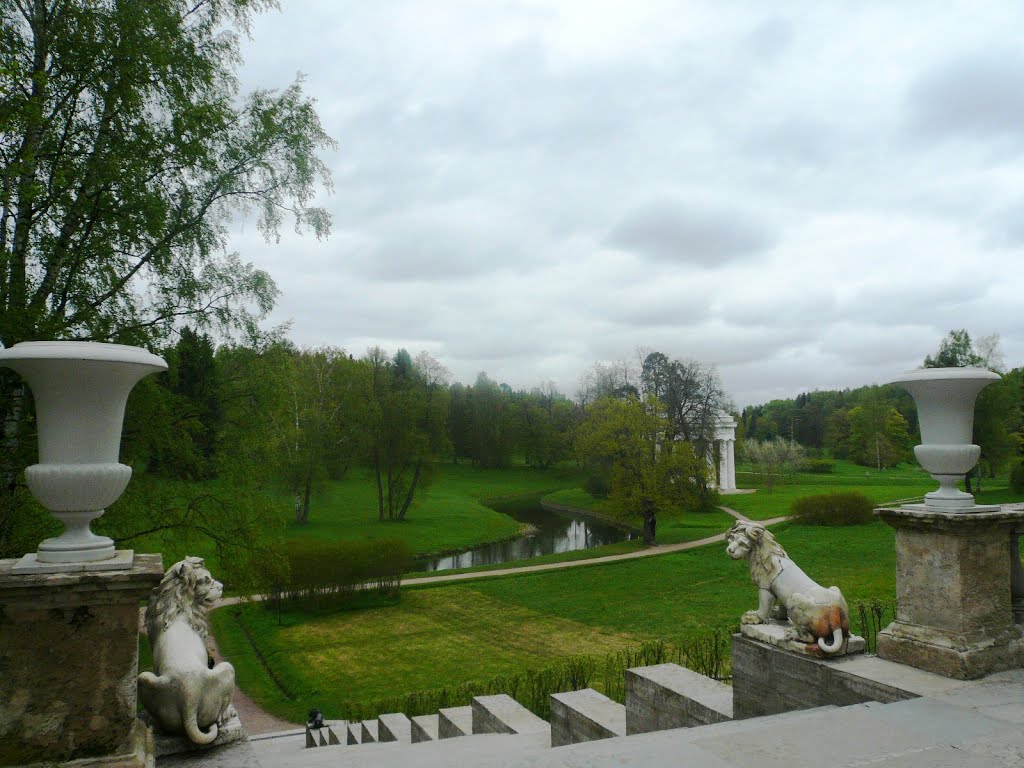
[416,500,635,572]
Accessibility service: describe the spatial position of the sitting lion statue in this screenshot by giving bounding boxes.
[725,521,850,654]
[138,557,236,744]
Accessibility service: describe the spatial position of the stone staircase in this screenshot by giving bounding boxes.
[194,665,1024,768]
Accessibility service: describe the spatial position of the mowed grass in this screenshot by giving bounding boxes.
[725,461,939,520]
[215,519,898,722]
[213,587,643,722]
[277,463,588,557]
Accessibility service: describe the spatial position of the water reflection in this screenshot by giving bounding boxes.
[418,505,634,572]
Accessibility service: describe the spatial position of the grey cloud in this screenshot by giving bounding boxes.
[741,117,840,169]
[606,199,777,266]
[905,51,1024,143]
[744,16,794,63]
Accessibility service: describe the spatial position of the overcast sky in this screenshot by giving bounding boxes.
[231,0,1024,408]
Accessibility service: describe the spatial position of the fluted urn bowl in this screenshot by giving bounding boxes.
[889,367,1000,512]
[0,341,167,562]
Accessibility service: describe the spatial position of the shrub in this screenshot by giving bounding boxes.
[262,538,413,607]
[800,458,834,474]
[790,492,874,526]
[583,473,610,498]
[1011,460,1024,494]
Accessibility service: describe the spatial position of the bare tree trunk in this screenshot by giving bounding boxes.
[300,468,313,524]
[396,461,422,522]
[374,448,385,522]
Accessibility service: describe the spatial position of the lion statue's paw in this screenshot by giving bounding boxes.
[741,610,764,625]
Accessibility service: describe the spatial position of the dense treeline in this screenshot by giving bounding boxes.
[740,331,1024,483]
[0,328,731,558]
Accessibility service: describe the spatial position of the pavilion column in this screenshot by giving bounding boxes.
[726,439,736,490]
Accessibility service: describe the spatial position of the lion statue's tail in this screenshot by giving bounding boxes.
[183,701,219,745]
[817,627,845,654]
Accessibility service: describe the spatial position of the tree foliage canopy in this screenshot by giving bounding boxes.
[575,394,711,545]
[0,0,334,348]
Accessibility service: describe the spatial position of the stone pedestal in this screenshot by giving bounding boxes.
[875,506,1024,680]
[740,620,865,658]
[0,553,163,767]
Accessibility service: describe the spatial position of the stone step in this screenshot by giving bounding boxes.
[304,723,343,748]
[346,723,361,745]
[472,694,550,736]
[438,705,473,738]
[411,713,439,743]
[550,688,626,747]
[359,719,378,743]
[249,730,551,768]
[625,663,733,734]
[377,712,412,743]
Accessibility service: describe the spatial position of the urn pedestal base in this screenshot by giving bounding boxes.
[0,554,163,767]
[875,506,1024,679]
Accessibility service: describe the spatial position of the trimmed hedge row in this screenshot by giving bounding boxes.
[799,458,835,474]
[259,538,413,605]
[790,491,874,526]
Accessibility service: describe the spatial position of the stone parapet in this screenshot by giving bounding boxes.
[875,506,1024,679]
[625,663,732,734]
[0,553,163,766]
[732,634,927,719]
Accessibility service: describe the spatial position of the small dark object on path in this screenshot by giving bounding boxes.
[307,708,325,729]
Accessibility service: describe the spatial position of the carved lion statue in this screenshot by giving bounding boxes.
[138,557,236,744]
[725,521,850,654]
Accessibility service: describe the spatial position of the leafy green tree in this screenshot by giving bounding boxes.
[468,373,517,468]
[278,347,367,525]
[741,438,806,490]
[0,0,333,558]
[639,351,730,457]
[923,329,983,368]
[519,383,577,469]
[365,348,450,522]
[575,395,711,545]
[0,0,332,348]
[847,398,912,469]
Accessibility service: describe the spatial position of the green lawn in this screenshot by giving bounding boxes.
[213,519,898,722]
[279,464,589,557]
[726,461,943,520]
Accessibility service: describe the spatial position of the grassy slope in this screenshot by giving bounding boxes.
[209,460,1021,721]
[724,461,936,520]
[279,464,591,556]
[215,519,898,722]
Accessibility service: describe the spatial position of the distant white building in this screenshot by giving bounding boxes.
[710,410,738,491]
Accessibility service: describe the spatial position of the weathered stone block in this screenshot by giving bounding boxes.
[438,705,472,738]
[550,688,625,746]
[410,713,439,742]
[377,712,412,743]
[149,708,245,757]
[0,553,162,767]
[471,694,548,736]
[732,634,929,719]
[359,719,378,743]
[740,620,865,658]
[625,663,732,734]
[876,506,1024,679]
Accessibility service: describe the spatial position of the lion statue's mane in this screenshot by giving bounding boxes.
[138,557,236,744]
[726,521,850,654]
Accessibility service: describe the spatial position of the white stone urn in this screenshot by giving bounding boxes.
[889,367,1000,512]
[0,341,167,563]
